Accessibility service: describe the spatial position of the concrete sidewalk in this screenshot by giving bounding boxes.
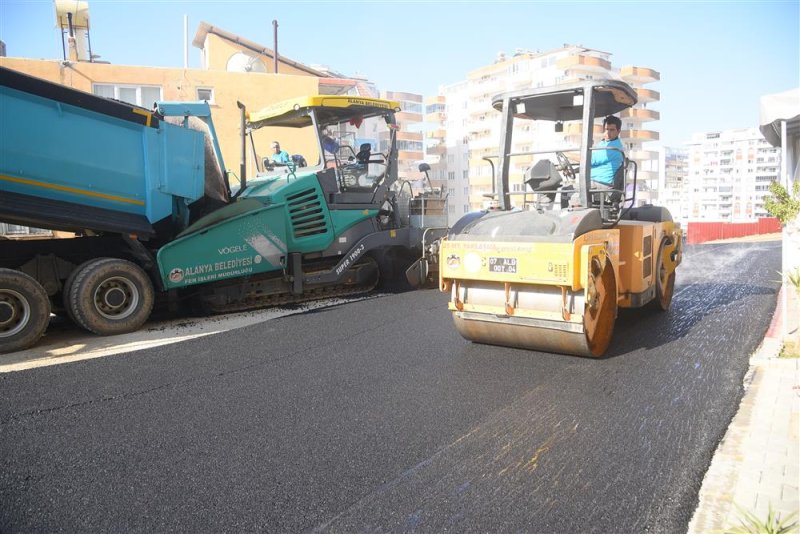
[688,286,799,533]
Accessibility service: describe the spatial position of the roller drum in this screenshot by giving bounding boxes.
[450,258,616,358]
[453,312,595,357]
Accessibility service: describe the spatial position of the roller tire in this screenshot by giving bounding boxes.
[66,258,154,336]
[651,238,676,311]
[0,268,51,354]
[583,258,617,358]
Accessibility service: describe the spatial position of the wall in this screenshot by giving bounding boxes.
[686,218,781,244]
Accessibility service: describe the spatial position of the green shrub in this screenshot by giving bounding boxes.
[726,505,798,533]
[764,181,800,225]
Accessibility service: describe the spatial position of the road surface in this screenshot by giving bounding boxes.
[0,240,781,532]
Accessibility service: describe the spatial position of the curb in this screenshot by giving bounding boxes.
[687,287,800,533]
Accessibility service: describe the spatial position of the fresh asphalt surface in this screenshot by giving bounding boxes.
[0,240,782,533]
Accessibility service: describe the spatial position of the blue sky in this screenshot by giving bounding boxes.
[1,0,798,146]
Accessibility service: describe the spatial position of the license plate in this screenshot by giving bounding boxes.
[488,256,517,273]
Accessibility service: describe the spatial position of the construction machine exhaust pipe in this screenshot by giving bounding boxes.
[235,100,247,197]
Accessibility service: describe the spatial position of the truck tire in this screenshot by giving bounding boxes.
[0,268,51,354]
[61,263,83,324]
[66,258,154,336]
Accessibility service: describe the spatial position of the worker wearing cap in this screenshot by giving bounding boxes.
[270,141,291,165]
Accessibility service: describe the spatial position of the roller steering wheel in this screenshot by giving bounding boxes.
[555,152,576,181]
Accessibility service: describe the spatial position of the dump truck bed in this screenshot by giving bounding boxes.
[0,66,207,237]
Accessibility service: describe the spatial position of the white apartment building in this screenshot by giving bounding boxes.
[381,91,425,181]
[658,146,690,224]
[425,45,661,222]
[685,128,780,221]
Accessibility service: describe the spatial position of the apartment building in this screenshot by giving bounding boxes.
[658,146,690,223]
[684,128,780,221]
[381,91,425,181]
[425,45,661,222]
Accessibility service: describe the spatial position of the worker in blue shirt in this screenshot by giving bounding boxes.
[590,115,624,187]
[270,141,291,165]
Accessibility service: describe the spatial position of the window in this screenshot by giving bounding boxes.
[448,171,455,180]
[93,83,162,108]
[401,101,422,114]
[196,87,215,103]
[397,140,424,152]
[462,170,469,179]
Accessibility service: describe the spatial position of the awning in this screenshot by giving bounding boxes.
[759,88,800,147]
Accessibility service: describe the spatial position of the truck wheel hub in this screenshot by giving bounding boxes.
[103,287,126,308]
[0,300,15,325]
[92,277,139,320]
[0,289,29,336]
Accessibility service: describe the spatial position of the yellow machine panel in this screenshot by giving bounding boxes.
[440,240,575,286]
[616,220,682,309]
[617,222,655,302]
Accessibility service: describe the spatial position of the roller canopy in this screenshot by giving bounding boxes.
[491,79,637,122]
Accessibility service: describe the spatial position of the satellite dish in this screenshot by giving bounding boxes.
[226,52,267,73]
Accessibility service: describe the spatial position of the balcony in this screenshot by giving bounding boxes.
[564,123,603,136]
[635,88,660,103]
[628,149,659,160]
[398,150,424,161]
[619,66,660,84]
[622,129,660,142]
[468,135,497,150]
[467,100,494,117]
[636,169,659,182]
[396,111,423,123]
[425,111,446,123]
[468,174,494,187]
[619,108,660,122]
[425,95,445,106]
[556,54,611,73]
[426,143,446,155]
[426,129,446,140]
[397,132,423,143]
[383,91,422,102]
[470,155,500,168]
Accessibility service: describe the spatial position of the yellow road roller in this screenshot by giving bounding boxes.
[438,79,682,357]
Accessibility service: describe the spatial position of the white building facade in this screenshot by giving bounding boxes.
[685,128,780,221]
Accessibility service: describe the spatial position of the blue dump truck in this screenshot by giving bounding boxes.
[0,66,448,353]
